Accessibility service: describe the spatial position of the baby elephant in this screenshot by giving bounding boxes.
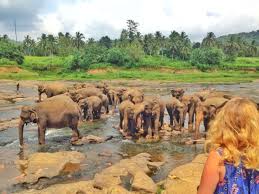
[18,95,82,147]
[78,96,102,121]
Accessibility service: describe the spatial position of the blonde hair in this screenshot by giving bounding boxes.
[206,97,259,169]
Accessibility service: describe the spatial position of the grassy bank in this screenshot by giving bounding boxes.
[1,56,259,83]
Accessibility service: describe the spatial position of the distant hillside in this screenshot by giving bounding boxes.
[218,30,259,46]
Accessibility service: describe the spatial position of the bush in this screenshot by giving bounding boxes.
[105,48,135,67]
[69,44,107,70]
[190,48,224,68]
[0,41,24,64]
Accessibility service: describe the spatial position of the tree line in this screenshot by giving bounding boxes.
[0,20,258,69]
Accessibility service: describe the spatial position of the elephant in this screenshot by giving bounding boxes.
[38,83,68,102]
[107,89,120,107]
[100,94,109,114]
[142,96,165,139]
[95,83,109,95]
[119,100,135,133]
[121,89,144,104]
[69,87,103,102]
[73,83,95,90]
[181,95,201,131]
[18,95,81,147]
[166,97,186,132]
[194,97,229,139]
[171,88,185,101]
[119,100,152,138]
[194,89,233,101]
[78,96,102,121]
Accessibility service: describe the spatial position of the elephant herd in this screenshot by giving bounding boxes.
[18,82,238,147]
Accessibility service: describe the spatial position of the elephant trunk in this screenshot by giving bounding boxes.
[18,119,25,147]
[38,92,42,102]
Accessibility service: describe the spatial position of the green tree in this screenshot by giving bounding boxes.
[99,36,112,48]
[126,20,139,42]
[201,32,217,48]
[38,33,48,56]
[74,32,85,50]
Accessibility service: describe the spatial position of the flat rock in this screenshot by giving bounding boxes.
[132,171,157,193]
[72,135,113,145]
[16,151,85,184]
[162,154,207,194]
[16,180,101,194]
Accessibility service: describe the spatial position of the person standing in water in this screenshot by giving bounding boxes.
[198,98,259,194]
[16,82,20,93]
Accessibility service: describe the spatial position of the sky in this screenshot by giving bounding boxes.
[0,0,259,42]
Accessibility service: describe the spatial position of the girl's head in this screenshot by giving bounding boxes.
[207,97,259,169]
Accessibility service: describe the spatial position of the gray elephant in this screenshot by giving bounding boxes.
[166,97,186,132]
[122,89,144,104]
[69,87,103,102]
[38,83,68,102]
[78,96,102,121]
[100,94,109,114]
[181,95,201,131]
[171,88,185,101]
[142,96,165,140]
[195,97,229,139]
[119,100,135,133]
[18,95,81,147]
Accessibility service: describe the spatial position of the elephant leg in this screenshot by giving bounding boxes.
[106,105,109,114]
[119,113,123,129]
[83,108,87,120]
[188,106,195,132]
[38,124,46,145]
[88,108,94,122]
[153,118,160,139]
[159,113,164,129]
[194,112,204,139]
[70,117,81,142]
[167,108,173,126]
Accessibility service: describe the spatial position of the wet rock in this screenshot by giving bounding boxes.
[0,92,25,103]
[72,135,113,145]
[16,151,85,184]
[98,151,112,157]
[162,154,207,194]
[93,153,163,192]
[132,171,157,193]
[16,180,102,194]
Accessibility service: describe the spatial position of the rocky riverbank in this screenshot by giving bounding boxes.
[14,151,206,194]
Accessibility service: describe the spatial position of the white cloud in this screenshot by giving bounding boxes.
[2,0,259,41]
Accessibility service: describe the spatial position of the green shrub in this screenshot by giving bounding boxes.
[69,44,107,70]
[0,41,24,64]
[190,48,224,68]
[105,47,136,67]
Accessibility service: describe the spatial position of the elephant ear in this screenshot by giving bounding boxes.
[29,107,38,123]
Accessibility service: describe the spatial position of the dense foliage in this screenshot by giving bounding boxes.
[0,37,24,64]
[1,21,258,71]
[190,48,224,70]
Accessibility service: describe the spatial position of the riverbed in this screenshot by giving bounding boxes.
[0,80,258,193]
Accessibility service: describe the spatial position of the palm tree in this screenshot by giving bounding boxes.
[201,32,217,48]
[38,33,48,56]
[47,34,57,55]
[74,32,85,50]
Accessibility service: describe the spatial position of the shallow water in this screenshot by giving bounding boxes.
[0,80,259,193]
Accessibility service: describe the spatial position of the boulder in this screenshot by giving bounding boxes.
[16,180,101,194]
[72,135,113,145]
[16,151,85,184]
[93,153,162,193]
[132,171,157,193]
[162,154,207,194]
